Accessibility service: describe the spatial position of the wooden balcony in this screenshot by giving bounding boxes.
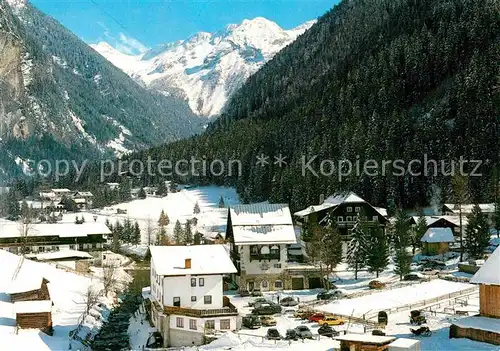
[164,300,238,318]
[249,254,281,262]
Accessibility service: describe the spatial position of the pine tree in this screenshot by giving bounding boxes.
[138,187,147,199]
[465,204,490,259]
[452,175,470,261]
[132,221,141,245]
[193,201,201,214]
[173,220,184,244]
[410,211,427,254]
[184,221,193,244]
[6,189,20,220]
[346,215,369,280]
[319,222,343,287]
[158,210,170,227]
[157,181,168,197]
[494,192,500,239]
[393,209,412,280]
[194,232,203,245]
[366,226,389,278]
[118,178,132,202]
[218,196,225,208]
[157,226,168,245]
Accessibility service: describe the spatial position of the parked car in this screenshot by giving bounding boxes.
[403,272,425,281]
[294,309,314,319]
[266,328,282,340]
[252,303,282,315]
[317,291,334,300]
[238,289,250,297]
[318,316,345,326]
[242,316,262,329]
[283,308,296,314]
[285,329,299,341]
[318,325,340,337]
[248,297,268,307]
[410,310,427,325]
[294,325,314,339]
[308,313,326,323]
[280,296,299,306]
[251,288,263,297]
[422,268,440,275]
[369,280,386,289]
[260,316,277,326]
[372,329,386,336]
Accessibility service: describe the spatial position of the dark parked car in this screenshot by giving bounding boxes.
[285,329,299,341]
[280,296,299,306]
[238,289,250,297]
[248,297,268,307]
[252,303,282,315]
[251,288,263,297]
[266,328,282,340]
[294,325,313,339]
[242,316,262,329]
[317,291,334,300]
[318,325,340,337]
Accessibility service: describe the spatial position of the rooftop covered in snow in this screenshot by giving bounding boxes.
[443,203,495,214]
[452,315,500,334]
[471,247,500,286]
[27,249,93,261]
[421,227,455,243]
[149,244,237,276]
[0,222,111,239]
[14,300,52,314]
[232,225,297,245]
[334,334,396,345]
[229,203,293,226]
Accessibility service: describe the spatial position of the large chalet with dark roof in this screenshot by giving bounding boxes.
[294,192,389,238]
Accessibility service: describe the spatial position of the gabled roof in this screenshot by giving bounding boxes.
[230,203,292,226]
[294,192,388,219]
[443,203,495,214]
[471,247,500,286]
[232,225,297,245]
[421,227,455,243]
[411,215,467,227]
[0,222,111,239]
[150,245,237,276]
[14,300,52,314]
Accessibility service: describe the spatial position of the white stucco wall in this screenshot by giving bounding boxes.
[239,244,288,275]
[161,274,224,308]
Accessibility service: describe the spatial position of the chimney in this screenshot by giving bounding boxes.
[319,194,325,204]
[185,258,191,269]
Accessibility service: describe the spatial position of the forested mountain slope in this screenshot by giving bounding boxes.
[0,0,200,181]
[99,0,499,210]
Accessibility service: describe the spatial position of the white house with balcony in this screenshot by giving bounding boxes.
[226,203,315,292]
[148,245,239,347]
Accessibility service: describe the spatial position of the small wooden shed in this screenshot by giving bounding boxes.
[334,334,396,351]
[420,228,455,255]
[14,300,53,334]
[8,277,51,302]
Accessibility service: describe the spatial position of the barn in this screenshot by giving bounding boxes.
[420,228,455,255]
[450,247,500,345]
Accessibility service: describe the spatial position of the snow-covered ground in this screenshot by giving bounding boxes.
[0,250,131,350]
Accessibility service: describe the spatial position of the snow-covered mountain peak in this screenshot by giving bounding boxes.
[93,17,316,117]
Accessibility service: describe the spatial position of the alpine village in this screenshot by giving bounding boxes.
[0,0,500,350]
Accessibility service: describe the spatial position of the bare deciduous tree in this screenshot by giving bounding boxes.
[102,264,120,296]
[84,285,100,315]
[18,201,35,255]
[145,216,157,246]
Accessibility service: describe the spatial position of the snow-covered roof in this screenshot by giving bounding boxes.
[0,222,111,239]
[14,300,52,314]
[229,204,292,226]
[0,251,48,295]
[471,247,500,285]
[74,198,86,204]
[443,203,495,214]
[452,315,500,333]
[51,188,71,193]
[334,334,396,344]
[6,275,45,294]
[294,192,388,219]
[411,215,467,227]
[150,245,237,276]
[74,191,93,197]
[232,225,297,245]
[388,338,420,348]
[28,250,93,261]
[421,228,455,243]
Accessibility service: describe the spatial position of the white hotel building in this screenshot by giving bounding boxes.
[149,245,239,347]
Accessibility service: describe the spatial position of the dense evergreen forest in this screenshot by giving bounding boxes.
[78,0,499,212]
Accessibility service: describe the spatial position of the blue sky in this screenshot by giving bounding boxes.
[31,0,337,54]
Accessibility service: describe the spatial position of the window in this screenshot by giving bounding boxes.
[191,278,197,287]
[205,320,215,330]
[346,216,352,222]
[338,216,343,222]
[199,278,205,287]
[250,245,259,254]
[189,319,197,330]
[204,295,212,304]
[220,319,230,330]
[347,207,353,213]
[191,296,197,302]
[173,297,181,307]
[261,280,268,289]
[273,263,282,269]
[274,280,283,289]
[270,245,280,255]
[70,245,75,250]
[176,317,184,328]
[372,216,378,222]
[355,207,361,213]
